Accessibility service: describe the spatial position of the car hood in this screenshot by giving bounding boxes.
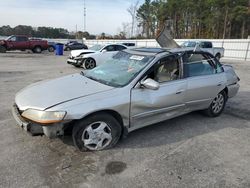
[15,73,114,111]
[71,49,96,57]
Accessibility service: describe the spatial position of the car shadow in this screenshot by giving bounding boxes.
[60,91,250,150]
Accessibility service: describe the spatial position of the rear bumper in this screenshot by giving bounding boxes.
[12,104,64,138]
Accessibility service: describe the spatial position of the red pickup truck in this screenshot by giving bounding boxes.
[0,35,49,53]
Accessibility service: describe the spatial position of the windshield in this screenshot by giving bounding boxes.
[181,41,197,47]
[89,44,104,51]
[6,36,12,40]
[84,51,154,87]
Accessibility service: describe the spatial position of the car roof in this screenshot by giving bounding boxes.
[125,47,170,56]
[124,47,211,57]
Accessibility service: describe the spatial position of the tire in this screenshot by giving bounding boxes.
[72,113,122,151]
[48,46,55,52]
[84,58,96,69]
[0,46,6,53]
[203,91,227,117]
[33,46,42,53]
[65,47,71,51]
[215,53,221,60]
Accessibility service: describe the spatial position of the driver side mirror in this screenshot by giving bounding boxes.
[102,49,107,53]
[141,78,160,90]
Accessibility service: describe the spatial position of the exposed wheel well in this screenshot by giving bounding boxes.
[66,110,125,138]
[222,87,228,100]
[33,45,42,50]
[215,53,221,58]
[84,110,123,127]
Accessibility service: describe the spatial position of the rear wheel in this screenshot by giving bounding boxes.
[72,113,122,151]
[33,46,42,53]
[204,91,227,117]
[65,47,71,51]
[84,58,96,69]
[0,46,6,53]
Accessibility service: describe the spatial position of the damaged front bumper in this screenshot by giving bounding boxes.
[12,104,65,138]
[67,57,83,66]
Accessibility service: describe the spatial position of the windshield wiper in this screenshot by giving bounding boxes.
[86,75,116,87]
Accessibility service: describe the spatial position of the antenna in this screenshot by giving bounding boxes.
[84,0,86,31]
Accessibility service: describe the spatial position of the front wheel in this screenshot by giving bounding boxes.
[83,58,96,69]
[204,91,227,117]
[0,46,6,53]
[72,113,122,151]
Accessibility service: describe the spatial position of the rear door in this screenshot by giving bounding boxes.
[115,45,127,51]
[130,55,188,129]
[17,36,29,50]
[183,52,226,111]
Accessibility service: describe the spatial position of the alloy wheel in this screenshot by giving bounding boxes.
[85,59,95,69]
[82,121,112,151]
[211,93,224,114]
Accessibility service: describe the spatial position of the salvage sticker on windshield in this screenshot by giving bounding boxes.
[130,55,144,61]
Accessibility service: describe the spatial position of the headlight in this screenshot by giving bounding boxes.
[75,55,84,60]
[22,109,66,124]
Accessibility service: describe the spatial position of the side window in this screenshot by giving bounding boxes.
[16,37,22,42]
[200,42,212,48]
[146,56,180,83]
[104,45,115,52]
[184,53,216,77]
[206,53,224,73]
[9,36,17,42]
[115,45,126,51]
[19,37,28,42]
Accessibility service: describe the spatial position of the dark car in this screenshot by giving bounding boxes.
[64,42,88,51]
[47,42,56,52]
[122,42,136,47]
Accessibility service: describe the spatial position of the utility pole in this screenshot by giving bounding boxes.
[84,0,86,32]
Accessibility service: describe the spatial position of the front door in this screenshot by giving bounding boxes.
[130,55,187,129]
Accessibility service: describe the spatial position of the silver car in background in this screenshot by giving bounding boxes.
[12,48,240,151]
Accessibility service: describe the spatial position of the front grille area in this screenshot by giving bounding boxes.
[13,103,21,116]
[12,103,27,124]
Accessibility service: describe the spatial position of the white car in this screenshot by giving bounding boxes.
[67,44,127,69]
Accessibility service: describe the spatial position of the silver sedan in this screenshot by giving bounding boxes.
[12,48,240,151]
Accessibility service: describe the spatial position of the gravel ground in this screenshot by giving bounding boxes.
[0,52,250,188]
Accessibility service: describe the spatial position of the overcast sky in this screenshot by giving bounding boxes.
[0,0,143,35]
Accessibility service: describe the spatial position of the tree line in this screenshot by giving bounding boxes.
[136,0,250,39]
[0,25,96,39]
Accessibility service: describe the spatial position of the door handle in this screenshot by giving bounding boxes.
[176,90,184,94]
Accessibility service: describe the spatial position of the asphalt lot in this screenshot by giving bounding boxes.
[0,51,250,188]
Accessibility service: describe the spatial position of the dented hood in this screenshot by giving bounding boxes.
[15,74,114,111]
[70,49,96,57]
